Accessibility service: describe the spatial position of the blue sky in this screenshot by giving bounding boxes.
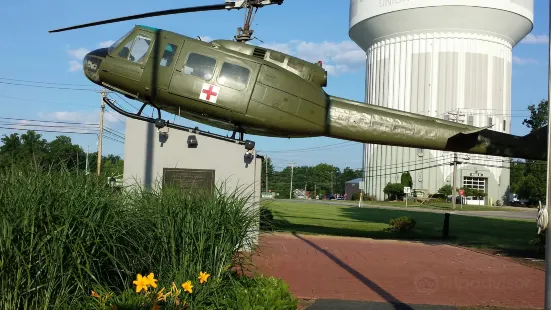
[0,0,549,171]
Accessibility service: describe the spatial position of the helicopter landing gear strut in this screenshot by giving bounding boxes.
[102,96,253,146]
[136,102,166,129]
[231,125,245,141]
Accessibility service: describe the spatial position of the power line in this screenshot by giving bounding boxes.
[0,81,99,91]
[0,116,98,126]
[0,125,97,135]
[259,141,358,153]
[0,77,94,87]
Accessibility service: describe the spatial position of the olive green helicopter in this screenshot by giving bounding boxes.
[49,0,548,160]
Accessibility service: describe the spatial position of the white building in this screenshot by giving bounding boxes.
[348,0,533,205]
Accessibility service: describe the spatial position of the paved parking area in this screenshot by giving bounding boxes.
[252,233,544,309]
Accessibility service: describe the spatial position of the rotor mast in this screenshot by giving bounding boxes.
[230,0,283,43]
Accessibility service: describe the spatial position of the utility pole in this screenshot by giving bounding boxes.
[314,184,317,198]
[97,89,106,176]
[289,161,295,199]
[85,145,89,175]
[265,155,268,192]
[452,152,457,209]
[330,171,334,194]
[448,109,464,210]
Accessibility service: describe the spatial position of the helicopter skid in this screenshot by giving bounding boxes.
[103,97,250,146]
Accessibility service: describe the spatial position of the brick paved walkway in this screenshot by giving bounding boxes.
[252,233,544,309]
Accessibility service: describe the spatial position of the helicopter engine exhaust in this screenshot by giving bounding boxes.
[325,96,547,161]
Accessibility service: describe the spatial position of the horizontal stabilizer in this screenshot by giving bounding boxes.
[461,125,493,135]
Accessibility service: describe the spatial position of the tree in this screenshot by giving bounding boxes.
[510,99,549,203]
[261,157,275,192]
[0,133,22,168]
[0,130,123,177]
[48,135,86,171]
[438,184,452,196]
[400,171,413,188]
[522,99,548,132]
[509,159,525,194]
[384,182,405,201]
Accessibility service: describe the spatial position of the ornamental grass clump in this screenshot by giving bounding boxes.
[0,167,147,309]
[128,180,261,283]
[0,167,263,309]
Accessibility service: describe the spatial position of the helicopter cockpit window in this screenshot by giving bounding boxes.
[118,34,151,64]
[108,29,132,54]
[183,53,216,81]
[160,43,178,67]
[217,62,250,91]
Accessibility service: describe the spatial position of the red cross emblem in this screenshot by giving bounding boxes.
[200,83,220,103]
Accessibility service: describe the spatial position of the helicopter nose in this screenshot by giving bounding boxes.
[83,48,107,85]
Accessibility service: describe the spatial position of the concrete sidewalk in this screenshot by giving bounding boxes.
[253,233,544,309]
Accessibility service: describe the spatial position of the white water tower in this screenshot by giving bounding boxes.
[349,0,533,203]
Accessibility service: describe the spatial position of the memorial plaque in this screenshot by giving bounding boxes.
[162,168,215,193]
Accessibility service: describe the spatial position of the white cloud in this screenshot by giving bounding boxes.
[67,47,90,60]
[66,42,104,72]
[98,40,115,48]
[513,56,537,65]
[520,34,548,44]
[260,40,365,76]
[68,60,82,72]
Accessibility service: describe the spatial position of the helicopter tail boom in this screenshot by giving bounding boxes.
[325,95,547,161]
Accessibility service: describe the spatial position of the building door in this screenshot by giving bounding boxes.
[463,176,487,205]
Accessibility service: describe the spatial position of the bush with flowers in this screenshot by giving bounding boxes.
[0,168,297,309]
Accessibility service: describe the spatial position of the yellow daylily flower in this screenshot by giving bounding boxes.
[91,290,100,298]
[181,280,193,294]
[133,274,149,293]
[198,271,210,284]
[146,272,158,288]
[157,287,171,302]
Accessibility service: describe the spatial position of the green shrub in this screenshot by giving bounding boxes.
[259,205,274,231]
[530,229,546,254]
[229,274,298,310]
[386,216,416,233]
[0,167,264,309]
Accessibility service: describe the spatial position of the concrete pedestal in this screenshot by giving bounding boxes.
[122,117,262,247]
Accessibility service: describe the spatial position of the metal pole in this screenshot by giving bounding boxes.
[452,152,457,209]
[97,89,106,176]
[85,145,89,175]
[545,1,551,307]
[289,162,295,199]
[265,155,268,192]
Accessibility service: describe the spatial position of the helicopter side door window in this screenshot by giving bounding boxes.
[117,34,151,64]
[183,53,217,81]
[217,62,250,91]
[160,43,178,67]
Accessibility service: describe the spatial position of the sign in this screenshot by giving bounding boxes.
[200,83,220,103]
[459,189,465,196]
[470,173,483,177]
[162,168,215,194]
[404,186,411,194]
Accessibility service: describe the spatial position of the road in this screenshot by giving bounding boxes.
[273,198,537,221]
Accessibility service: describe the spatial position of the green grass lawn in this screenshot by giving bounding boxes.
[263,200,540,258]
[318,199,527,212]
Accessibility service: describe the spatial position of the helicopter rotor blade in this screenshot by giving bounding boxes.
[49,2,236,33]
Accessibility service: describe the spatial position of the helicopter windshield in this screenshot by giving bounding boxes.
[108,29,133,54]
